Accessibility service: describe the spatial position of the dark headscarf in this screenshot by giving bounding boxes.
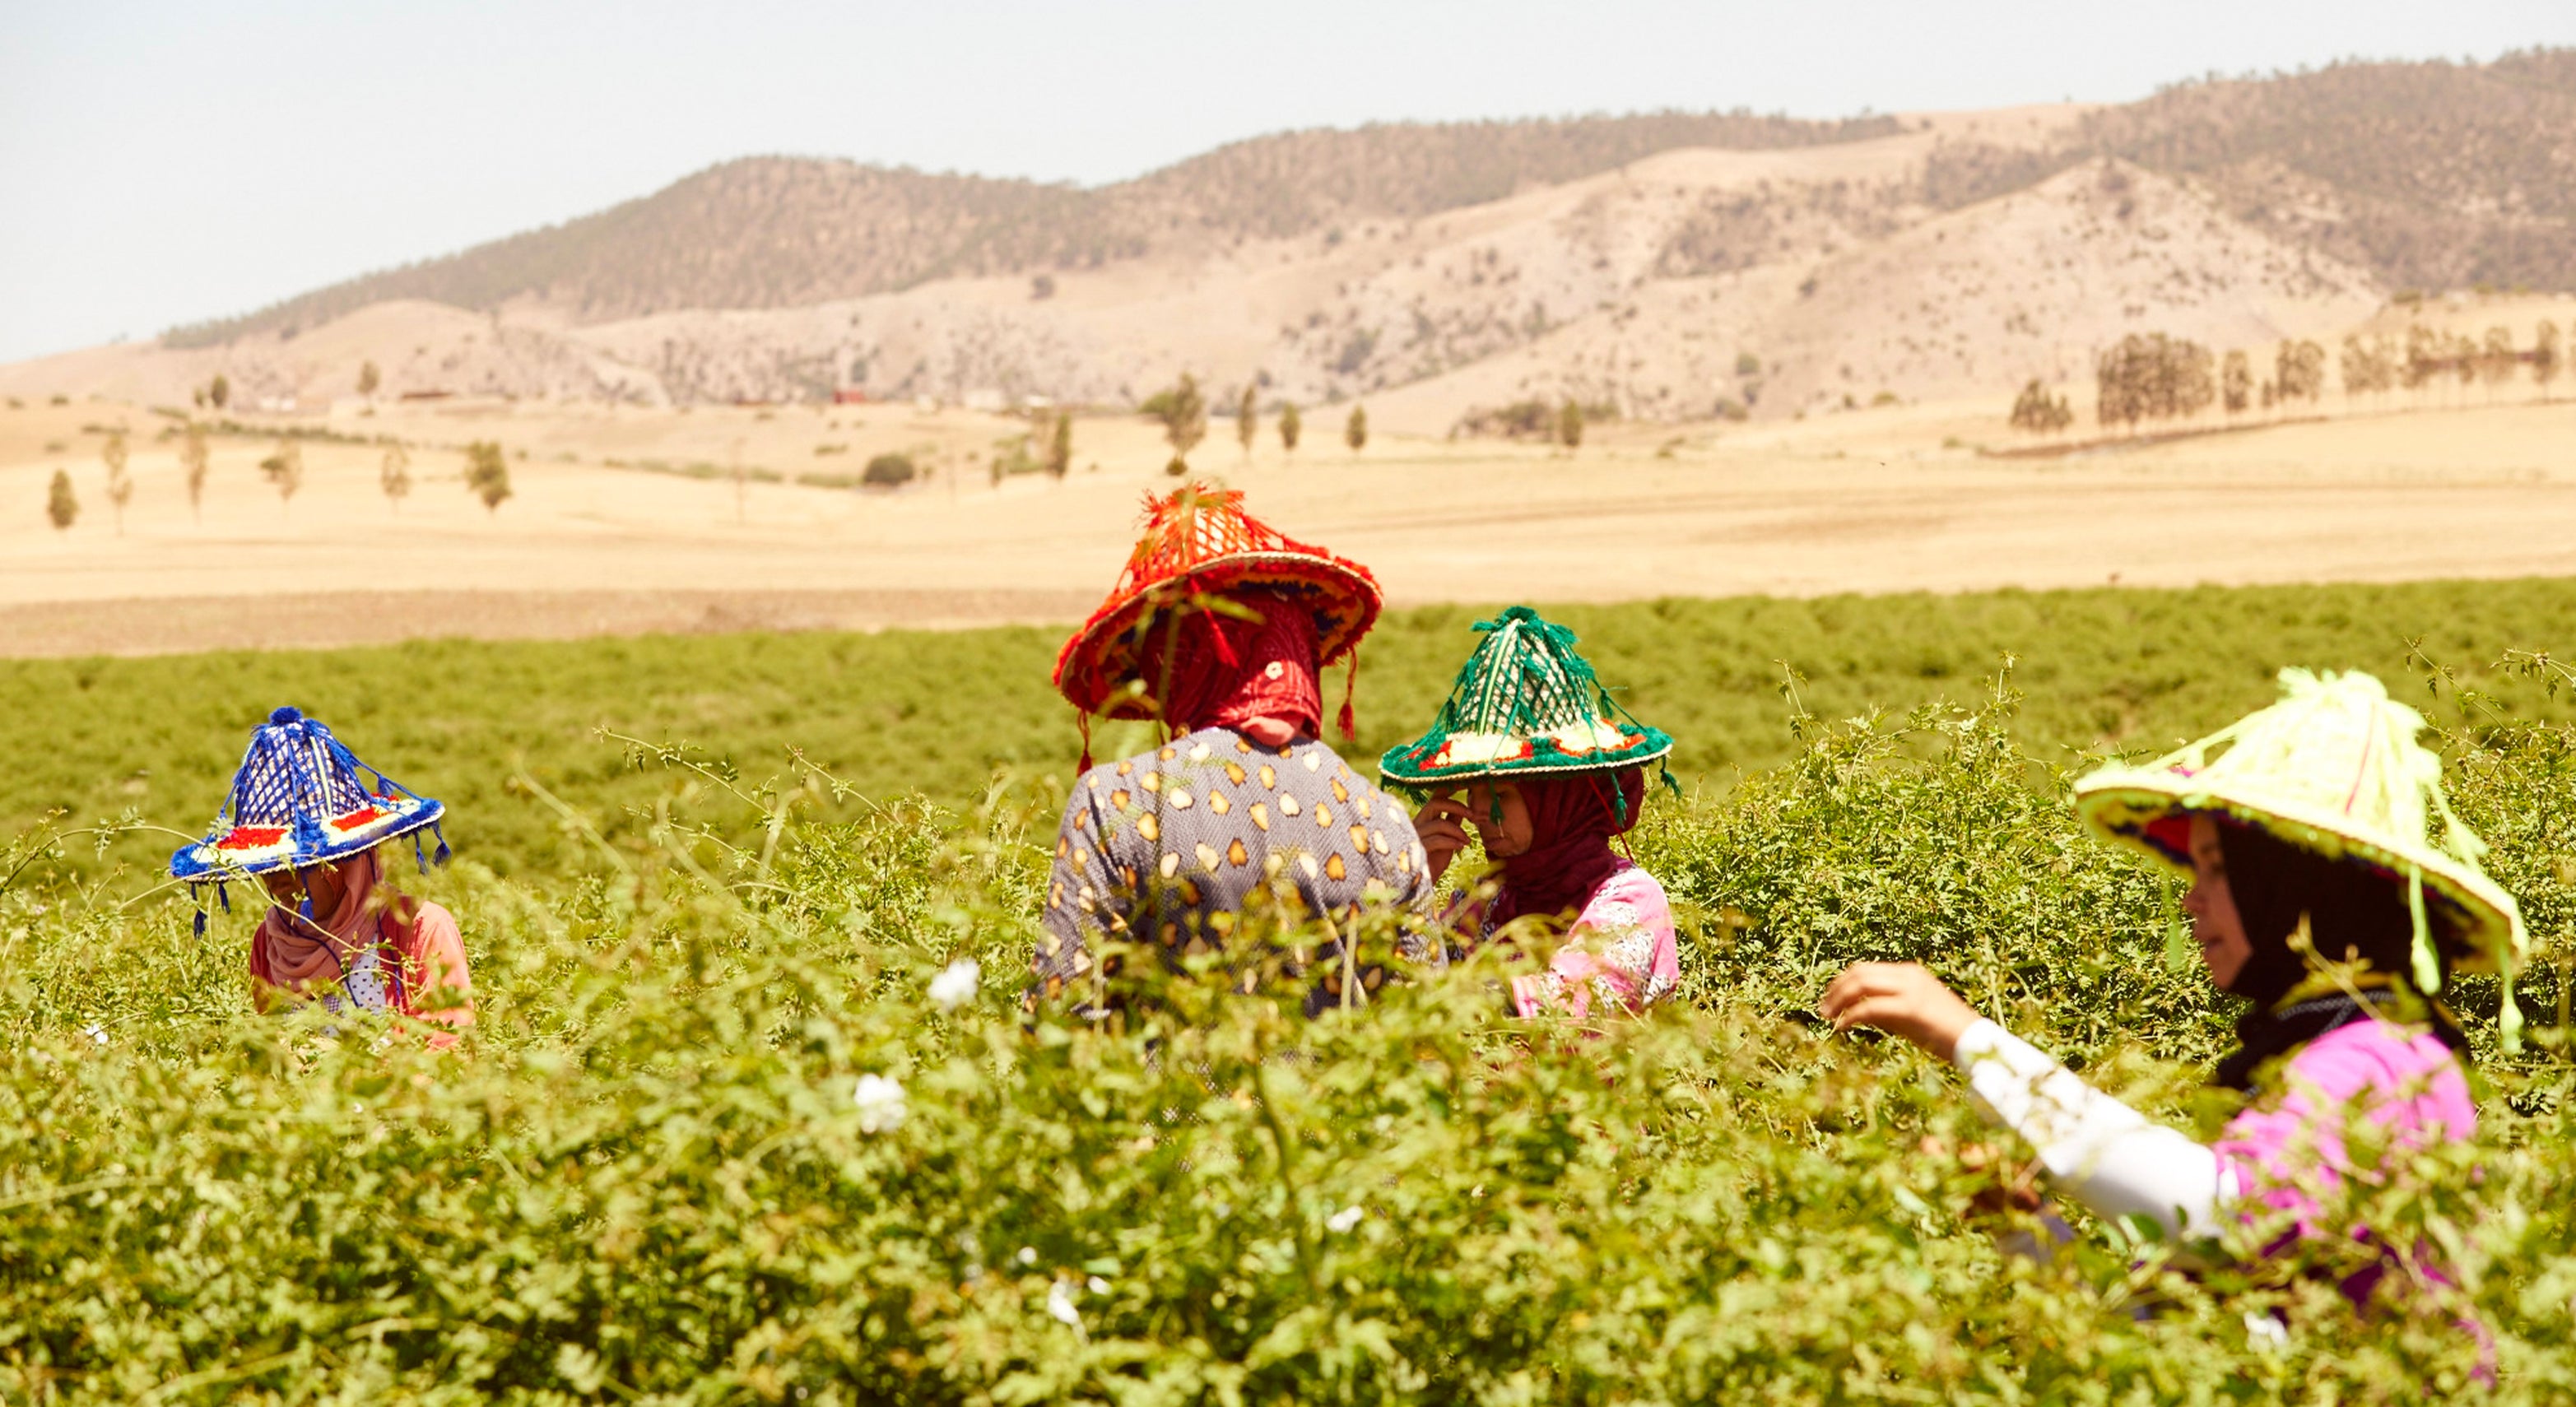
[1489,767,1646,928]
[1133,588,1323,741]
[2210,820,2469,1090]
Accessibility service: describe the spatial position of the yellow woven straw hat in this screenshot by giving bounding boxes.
[2073,669,2525,1038]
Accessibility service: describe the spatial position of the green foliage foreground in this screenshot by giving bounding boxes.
[6,661,2576,1402]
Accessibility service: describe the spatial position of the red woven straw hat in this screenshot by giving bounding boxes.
[1053,483,1382,718]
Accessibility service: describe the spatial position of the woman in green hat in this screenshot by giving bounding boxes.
[1383,606,1680,1019]
[1822,669,2518,1319]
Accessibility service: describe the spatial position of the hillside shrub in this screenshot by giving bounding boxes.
[862,453,917,488]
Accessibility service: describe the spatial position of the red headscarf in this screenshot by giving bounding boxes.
[1133,589,1323,745]
[1489,767,1646,927]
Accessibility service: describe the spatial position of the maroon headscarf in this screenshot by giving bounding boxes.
[1133,589,1323,745]
[1489,767,1646,926]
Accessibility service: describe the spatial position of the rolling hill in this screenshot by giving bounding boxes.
[16,51,2572,429]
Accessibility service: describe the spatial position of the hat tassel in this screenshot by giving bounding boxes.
[2499,959,2523,1054]
[2406,865,2440,995]
[1076,710,1095,774]
[1337,649,1360,741]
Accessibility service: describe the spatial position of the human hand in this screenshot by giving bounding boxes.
[1923,1135,2046,1216]
[1817,961,1981,1062]
[1414,795,1473,886]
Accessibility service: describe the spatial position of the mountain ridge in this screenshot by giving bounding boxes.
[165,109,1904,348]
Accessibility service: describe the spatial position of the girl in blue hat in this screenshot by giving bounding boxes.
[172,708,475,1047]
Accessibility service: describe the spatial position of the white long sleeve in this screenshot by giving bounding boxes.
[1951,1019,2236,1241]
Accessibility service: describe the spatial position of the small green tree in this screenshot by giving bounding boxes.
[2481,327,2517,399]
[1148,374,1207,473]
[2273,339,2327,407]
[1279,402,1302,454]
[258,440,302,510]
[2402,325,2439,400]
[2007,379,2072,435]
[2338,335,2394,405]
[358,360,381,397]
[2536,321,2562,402]
[1237,385,1258,458]
[179,422,209,522]
[381,445,413,513]
[1047,411,1072,479]
[464,440,513,513]
[1345,404,1368,454]
[208,374,230,411]
[45,469,77,531]
[100,431,132,535]
[1558,399,1584,451]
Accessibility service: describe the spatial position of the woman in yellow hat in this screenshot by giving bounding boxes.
[1823,670,2517,1316]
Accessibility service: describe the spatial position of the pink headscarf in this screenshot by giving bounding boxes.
[254,848,398,991]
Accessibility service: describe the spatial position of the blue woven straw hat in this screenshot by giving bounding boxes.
[170,707,448,887]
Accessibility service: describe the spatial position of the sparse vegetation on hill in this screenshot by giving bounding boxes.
[165,112,1903,348]
[72,51,2576,431]
[1928,52,2576,294]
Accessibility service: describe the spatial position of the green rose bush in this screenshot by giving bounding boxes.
[2,680,2572,1402]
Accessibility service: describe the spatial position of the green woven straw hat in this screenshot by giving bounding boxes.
[2073,667,2526,1042]
[1380,606,1672,788]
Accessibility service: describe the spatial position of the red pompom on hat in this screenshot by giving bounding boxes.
[1053,483,1382,725]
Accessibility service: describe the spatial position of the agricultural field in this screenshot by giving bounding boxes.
[7,578,2576,1400]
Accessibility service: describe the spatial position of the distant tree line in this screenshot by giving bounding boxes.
[2009,314,2563,439]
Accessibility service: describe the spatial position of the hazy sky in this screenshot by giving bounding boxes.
[3,1,2569,364]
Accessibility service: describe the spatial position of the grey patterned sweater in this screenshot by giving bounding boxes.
[1034,727,1432,1014]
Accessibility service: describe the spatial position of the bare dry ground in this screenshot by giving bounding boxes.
[5,384,2572,657]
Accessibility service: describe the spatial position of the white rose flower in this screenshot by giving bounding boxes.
[852,1073,907,1133]
[928,958,980,1011]
[1327,1205,1364,1233]
[83,1024,107,1047]
[1047,1278,1082,1328]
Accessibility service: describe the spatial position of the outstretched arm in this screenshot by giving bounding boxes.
[1823,962,2230,1240]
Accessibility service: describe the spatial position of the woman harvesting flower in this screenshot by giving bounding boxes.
[1824,669,2519,1321]
[1384,606,1681,1019]
[172,707,475,1048]
[1035,484,1430,1016]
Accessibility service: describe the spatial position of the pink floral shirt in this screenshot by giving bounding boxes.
[1500,863,1680,1019]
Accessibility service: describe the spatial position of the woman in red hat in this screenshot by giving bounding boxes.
[1035,484,1431,1017]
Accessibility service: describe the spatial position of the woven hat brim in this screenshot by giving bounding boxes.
[1053,552,1381,717]
[170,797,445,882]
[1380,724,1674,789]
[2073,770,2524,976]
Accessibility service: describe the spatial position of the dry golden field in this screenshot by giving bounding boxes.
[3,381,2572,657]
